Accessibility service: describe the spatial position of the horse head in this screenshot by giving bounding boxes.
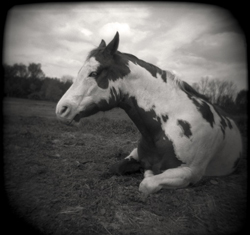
[56,32,129,124]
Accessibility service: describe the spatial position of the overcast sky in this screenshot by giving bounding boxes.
[3,2,247,91]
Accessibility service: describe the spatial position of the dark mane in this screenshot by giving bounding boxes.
[119,52,163,78]
[180,81,209,101]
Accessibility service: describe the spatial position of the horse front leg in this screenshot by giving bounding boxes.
[125,148,139,161]
[139,166,199,194]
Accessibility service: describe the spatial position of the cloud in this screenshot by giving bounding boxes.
[98,2,151,26]
[99,22,132,39]
[80,28,93,37]
[176,32,246,64]
[97,20,151,56]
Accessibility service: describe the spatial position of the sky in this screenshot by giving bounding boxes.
[3,2,248,91]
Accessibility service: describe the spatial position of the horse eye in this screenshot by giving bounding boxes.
[89,72,97,77]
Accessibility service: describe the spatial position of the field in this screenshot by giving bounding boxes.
[3,97,248,235]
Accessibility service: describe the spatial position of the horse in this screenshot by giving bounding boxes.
[56,32,242,194]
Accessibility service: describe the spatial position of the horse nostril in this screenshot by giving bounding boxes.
[56,102,73,120]
[58,105,70,116]
[61,106,68,114]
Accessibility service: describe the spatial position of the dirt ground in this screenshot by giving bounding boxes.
[3,98,248,235]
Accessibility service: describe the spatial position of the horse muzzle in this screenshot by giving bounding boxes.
[56,101,77,125]
[56,100,99,125]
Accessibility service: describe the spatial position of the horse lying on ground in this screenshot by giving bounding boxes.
[56,32,242,194]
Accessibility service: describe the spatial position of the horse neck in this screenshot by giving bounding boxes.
[118,61,185,142]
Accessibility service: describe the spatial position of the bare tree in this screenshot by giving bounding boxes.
[207,79,217,103]
[216,80,237,105]
[28,63,45,79]
[200,76,210,95]
[192,77,237,108]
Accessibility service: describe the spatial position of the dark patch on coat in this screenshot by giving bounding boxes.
[219,117,227,138]
[213,105,233,138]
[97,87,121,111]
[161,71,167,82]
[87,48,131,89]
[226,118,233,129]
[192,98,215,128]
[74,103,99,121]
[177,119,192,138]
[119,95,183,174]
[162,114,168,122]
[110,86,120,104]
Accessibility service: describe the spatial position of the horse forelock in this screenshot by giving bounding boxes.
[87,48,105,62]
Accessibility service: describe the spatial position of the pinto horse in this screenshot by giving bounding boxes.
[56,32,242,194]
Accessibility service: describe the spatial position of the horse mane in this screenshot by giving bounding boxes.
[177,79,209,101]
[120,52,166,79]
[156,68,209,101]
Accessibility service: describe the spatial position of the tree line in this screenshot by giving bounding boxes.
[3,63,247,114]
[3,63,72,102]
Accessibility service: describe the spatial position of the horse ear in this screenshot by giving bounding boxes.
[98,39,106,48]
[104,32,119,56]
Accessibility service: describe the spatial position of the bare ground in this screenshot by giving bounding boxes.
[3,98,248,235]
